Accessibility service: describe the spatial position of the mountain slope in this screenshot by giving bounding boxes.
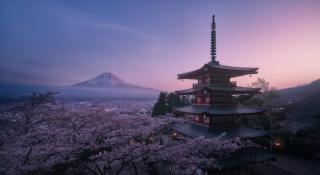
[0,73,160,103]
[72,72,155,90]
[288,94,320,121]
[73,72,129,87]
[57,72,160,100]
[279,79,320,102]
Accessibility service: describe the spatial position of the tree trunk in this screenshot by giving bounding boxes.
[132,162,138,175]
[24,114,30,134]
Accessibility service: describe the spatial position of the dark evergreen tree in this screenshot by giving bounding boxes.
[181,95,190,106]
[152,92,190,117]
[152,92,168,117]
[167,93,183,112]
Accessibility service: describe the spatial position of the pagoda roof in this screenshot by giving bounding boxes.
[175,105,265,115]
[175,84,260,95]
[173,122,270,139]
[178,61,258,79]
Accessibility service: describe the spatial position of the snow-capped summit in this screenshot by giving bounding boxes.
[72,72,154,90]
[73,72,129,87]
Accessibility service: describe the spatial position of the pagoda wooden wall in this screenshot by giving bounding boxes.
[193,114,235,126]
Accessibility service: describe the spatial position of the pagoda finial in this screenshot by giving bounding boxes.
[210,15,219,64]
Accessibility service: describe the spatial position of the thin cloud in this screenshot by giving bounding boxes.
[52,1,164,42]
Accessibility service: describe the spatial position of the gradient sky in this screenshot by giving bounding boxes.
[1,0,320,91]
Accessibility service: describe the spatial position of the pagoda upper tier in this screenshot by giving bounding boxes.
[178,61,258,80]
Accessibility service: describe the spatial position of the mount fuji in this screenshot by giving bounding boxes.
[0,72,160,103]
[72,72,155,90]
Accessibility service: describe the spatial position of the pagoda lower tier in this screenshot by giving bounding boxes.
[173,122,270,139]
[172,122,276,172]
[175,104,265,115]
[175,104,264,127]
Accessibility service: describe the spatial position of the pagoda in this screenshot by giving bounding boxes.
[174,15,270,140]
[171,15,277,174]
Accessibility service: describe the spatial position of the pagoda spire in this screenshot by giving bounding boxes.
[210,15,219,64]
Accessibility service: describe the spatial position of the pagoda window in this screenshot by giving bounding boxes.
[206,77,210,83]
[197,97,201,103]
[194,115,199,122]
[198,79,202,84]
[205,96,211,103]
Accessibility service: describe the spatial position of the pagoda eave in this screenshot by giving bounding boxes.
[175,85,260,95]
[178,63,258,80]
[174,105,265,116]
[173,122,270,139]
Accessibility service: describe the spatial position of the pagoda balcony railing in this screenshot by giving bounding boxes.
[193,82,237,87]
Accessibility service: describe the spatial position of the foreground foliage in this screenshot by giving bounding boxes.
[0,93,251,175]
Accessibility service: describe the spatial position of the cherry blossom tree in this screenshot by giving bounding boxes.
[11,91,58,134]
[0,100,253,175]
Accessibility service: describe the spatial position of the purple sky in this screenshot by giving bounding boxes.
[1,0,320,91]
